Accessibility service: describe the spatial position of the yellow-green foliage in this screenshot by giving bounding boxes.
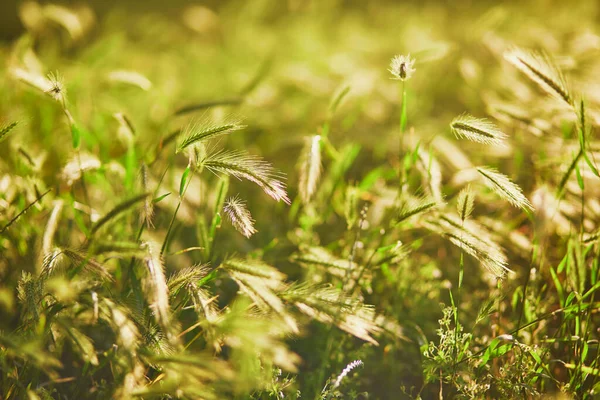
[1,1,600,399]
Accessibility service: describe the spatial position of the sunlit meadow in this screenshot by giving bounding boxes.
[1,1,600,399]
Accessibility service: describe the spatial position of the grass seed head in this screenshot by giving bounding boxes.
[450,114,507,146]
[389,54,415,81]
[223,195,257,238]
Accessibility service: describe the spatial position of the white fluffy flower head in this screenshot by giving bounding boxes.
[389,54,416,81]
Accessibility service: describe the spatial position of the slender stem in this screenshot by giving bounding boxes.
[161,168,194,255]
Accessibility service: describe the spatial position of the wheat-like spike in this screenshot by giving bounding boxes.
[444,231,509,277]
[40,248,64,278]
[396,197,438,224]
[221,258,298,333]
[167,264,211,294]
[188,286,219,323]
[476,167,533,211]
[221,258,286,283]
[456,185,475,222]
[450,114,507,145]
[504,47,573,106]
[282,283,380,344]
[223,195,257,238]
[139,164,154,228]
[291,246,357,278]
[16,272,42,321]
[142,241,177,342]
[61,248,114,281]
[200,149,290,204]
[177,115,245,153]
[91,192,150,234]
[0,121,17,142]
[426,214,510,277]
[298,135,322,204]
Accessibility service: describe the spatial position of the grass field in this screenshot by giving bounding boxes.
[1,1,600,398]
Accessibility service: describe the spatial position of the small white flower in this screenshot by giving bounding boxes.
[333,359,363,388]
[389,54,416,81]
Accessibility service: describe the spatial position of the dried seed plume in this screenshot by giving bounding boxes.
[223,195,257,238]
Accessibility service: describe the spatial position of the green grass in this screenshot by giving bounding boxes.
[1,1,600,399]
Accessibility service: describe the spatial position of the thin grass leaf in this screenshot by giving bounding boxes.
[298,135,322,204]
[200,149,290,204]
[41,200,64,258]
[0,121,17,142]
[93,241,146,259]
[476,167,533,211]
[108,70,152,90]
[450,114,507,145]
[179,166,191,197]
[61,324,99,366]
[177,116,245,152]
[174,98,243,116]
[504,47,573,106]
[90,193,150,234]
[223,195,257,238]
[329,85,351,117]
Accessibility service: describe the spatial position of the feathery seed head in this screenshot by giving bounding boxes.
[457,185,475,222]
[224,195,257,238]
[476,166,534,212]
[450,114,507,146]
[177,115,246,153]
[200,149,290,204]
[504,47,572,107]
[46,72,66,103]
[389,54,415,81]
